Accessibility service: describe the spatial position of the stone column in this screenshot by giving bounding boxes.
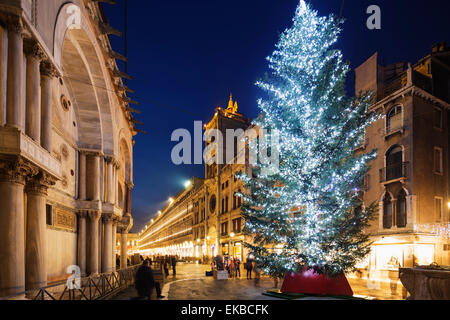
[114,161,120,205]
[24,39,44,143]
[112,218,118,271]
[78,151,86,200]
[5,15,24,129]
[25,172,55,291]
[106,157,114,204]
[87,211,101,275]
[92,155,101,201]
[101,214,113,273]
[77,211,87,276]
[120,230,128,269]
[0,25,7,126]
[0,158,37,298]
[40,61,56,153]
[126,183,133,214]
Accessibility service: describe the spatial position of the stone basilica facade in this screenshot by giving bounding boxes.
[0,0,136,298]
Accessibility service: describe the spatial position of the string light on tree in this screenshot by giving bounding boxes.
[238,0,379,278]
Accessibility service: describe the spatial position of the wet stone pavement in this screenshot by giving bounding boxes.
[111,262,405,300]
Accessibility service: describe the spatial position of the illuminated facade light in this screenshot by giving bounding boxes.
[184,180,192,189]
[230,232,235,238]
[169,197,174,205]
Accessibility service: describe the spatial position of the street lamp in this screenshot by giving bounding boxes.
[169,197,174,205]
[158,210,162,216]
[184,180,192,189]
[230,232,235,238]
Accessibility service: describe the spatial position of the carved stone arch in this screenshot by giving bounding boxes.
[54,3,115,153]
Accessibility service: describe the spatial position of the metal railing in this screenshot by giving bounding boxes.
[379,162,409,182]
[30,265,140,301]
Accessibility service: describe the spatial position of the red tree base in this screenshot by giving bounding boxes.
[281,268,354,297]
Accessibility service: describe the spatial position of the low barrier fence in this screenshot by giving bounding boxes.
[30,265,141,301]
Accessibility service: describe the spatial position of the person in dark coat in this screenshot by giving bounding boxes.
[246,259,253,280]
[163,258,169,276]
[135,259,164,299]
[171,256,177,275]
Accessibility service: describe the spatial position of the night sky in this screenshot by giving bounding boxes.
[102,0,450,233]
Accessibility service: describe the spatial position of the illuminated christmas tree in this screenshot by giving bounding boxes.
[238,0,378,279]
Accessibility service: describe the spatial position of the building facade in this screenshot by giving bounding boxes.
[138,96,252,263]
[353,44,450,283]
[0,0,136,298]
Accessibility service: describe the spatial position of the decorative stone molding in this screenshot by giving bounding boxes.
[54,207,77,231]
[23,38,45,60]
[0,126,62,178]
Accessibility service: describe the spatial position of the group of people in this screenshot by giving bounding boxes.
[224,257,241,278]
[213,256,260,280]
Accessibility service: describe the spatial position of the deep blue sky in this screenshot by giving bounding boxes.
[103,0,450,233]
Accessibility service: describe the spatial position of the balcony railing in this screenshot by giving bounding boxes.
[377,68,433,102]
[379,162,409,182]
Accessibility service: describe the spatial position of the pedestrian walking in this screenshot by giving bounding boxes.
[134,259,165,300]
[163,258,169,276]
[171,256,177,275]
[235,259,241,278]
[246,259,253,279]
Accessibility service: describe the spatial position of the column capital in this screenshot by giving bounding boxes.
[104,155,114,163]
[125,182,134,189]
[40,60,59,78]
[102,212,114,223]
[23,38,45,60]
[25,172,57,196]
[77,210,88,219]
[88,210,101,221]
[112,215,121,225]
[82,149,104,158]
[1,13,24,35]
[112,158,121,169]
[0,156,39,185]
